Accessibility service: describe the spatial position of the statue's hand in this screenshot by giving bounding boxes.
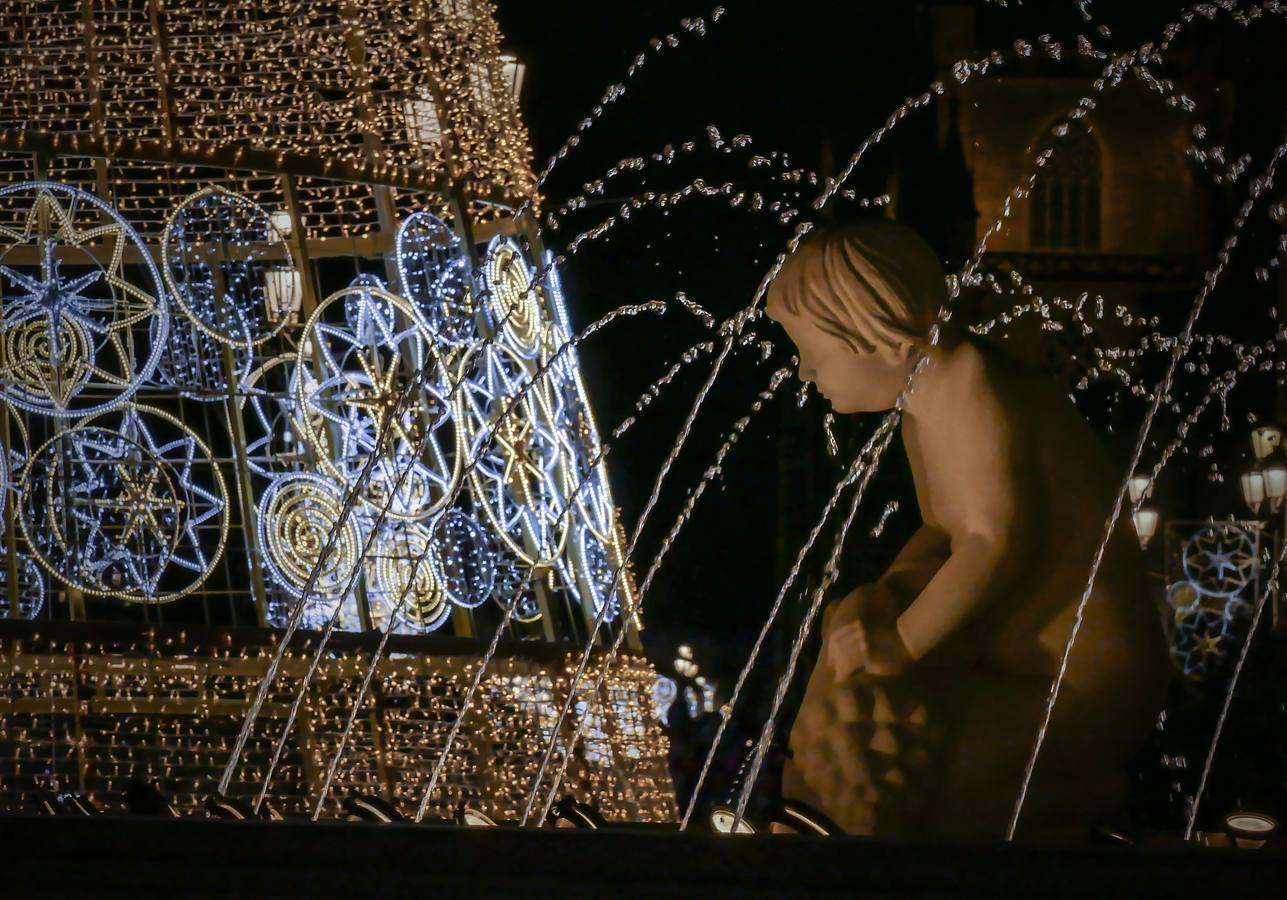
[827,618,912,681]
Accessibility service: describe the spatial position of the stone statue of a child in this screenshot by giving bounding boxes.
[767,222,1170,839]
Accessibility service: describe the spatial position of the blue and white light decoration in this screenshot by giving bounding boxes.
[0,180,632,635]
[0,182,167,418]
[1165,521,1261,681]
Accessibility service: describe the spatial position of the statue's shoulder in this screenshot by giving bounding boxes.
[915,340,1021,425]
[925,338,994,391]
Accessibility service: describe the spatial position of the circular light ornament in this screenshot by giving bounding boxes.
[73,404,229,604]
[161,186,296,348]
[455,342,572,569]
[153,309,250,403]
[296,284,461,521]
[0,556,45,620]
[258,472,363,611]
[0,181,167,418]
[395,212,475,346]
[482,237,542,356]
[1166,580,1202,611]
[431,509,497,609]
[570,524,624,622]
[20,427,182,601]
[1182,522,1258,598]
[492,555,543,624]
[367,521,451,632]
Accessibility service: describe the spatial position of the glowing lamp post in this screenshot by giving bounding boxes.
[1131,508,1159,550]
[263,267,303,325]
[1251,425,1282,461]
[499,53,527,101]
[1261,452,1287,512]
[1128,474,1157,549]
[269,208,294,240]
[1240,470,1266,514]
[1242,426,1287,514]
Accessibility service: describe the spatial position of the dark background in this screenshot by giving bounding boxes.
[494,1,1287,824]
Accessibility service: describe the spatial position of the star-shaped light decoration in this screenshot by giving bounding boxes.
[345,364,429,451]
[297,285,460,522]
[491,399,546,503]
[0,183,166,417]
[459,346,571,569]
[1181,523,1258,598]
[116,406,227,584]
[89,455,184,548]
[21,427,178,599]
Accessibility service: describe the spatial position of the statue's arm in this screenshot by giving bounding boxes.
[881,524,951,601]
[893,362,1031,661]
[822,526,949,635]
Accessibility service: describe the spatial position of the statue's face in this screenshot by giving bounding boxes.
[768,304,913,414]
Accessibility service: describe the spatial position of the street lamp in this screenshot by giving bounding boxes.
[1251,425,1281,460]
[1128,474,1153,505]
[1127,473,1159,550]
[269,208,293,240]
[499,53,526,101]
[263,266,302,325]
[1131,508,1159,550]
[1241,426,1287,514]
[1261,448,1287,512]
[1240,469,1266,514]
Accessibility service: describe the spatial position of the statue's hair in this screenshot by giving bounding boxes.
[766,221,947,355]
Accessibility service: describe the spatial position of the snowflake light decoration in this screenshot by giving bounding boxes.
[1182,522,1259,598]
[1165,522,1261,681]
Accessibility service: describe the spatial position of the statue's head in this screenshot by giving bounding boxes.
[766,221,947,413]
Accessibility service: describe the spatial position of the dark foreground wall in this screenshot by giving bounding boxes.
[0,814,1284,899]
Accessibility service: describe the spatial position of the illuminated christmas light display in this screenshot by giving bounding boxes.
[0,173,639,637]
[1164,521,1263,681]
[0,0,669,822]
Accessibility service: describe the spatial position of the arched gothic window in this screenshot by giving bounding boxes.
[1030,128,1102,250]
